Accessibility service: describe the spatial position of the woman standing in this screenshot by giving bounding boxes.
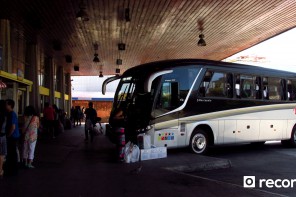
[22,106,39,168]
[0,100,7,176]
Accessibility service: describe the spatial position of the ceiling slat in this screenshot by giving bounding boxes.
[1,0,296,76]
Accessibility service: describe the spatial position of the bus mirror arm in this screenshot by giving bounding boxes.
[102,75,121,95]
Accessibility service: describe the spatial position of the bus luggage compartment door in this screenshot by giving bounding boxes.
[154,129,178,148]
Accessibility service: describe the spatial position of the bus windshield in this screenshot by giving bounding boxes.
[114,76,136,110]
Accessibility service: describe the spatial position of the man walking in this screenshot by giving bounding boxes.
[84,102,97,142]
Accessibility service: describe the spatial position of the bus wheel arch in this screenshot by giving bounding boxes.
[281,124,296,147]
[189,124,214,155]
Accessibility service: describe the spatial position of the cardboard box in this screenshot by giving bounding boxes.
[137,134,151,149]
[150,148,159,159]
[157,147,167,158]
[140,147,167,161]
[140,149,151,161]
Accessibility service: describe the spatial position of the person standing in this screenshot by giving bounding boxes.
[52,104,60,136]
[43,102,55,139]
[73,106,79,127]
[74,106,82,127]
[81,107,85,123]
[84,102,97,142]
[22,106,39,169]
[70,106,75,126]
[5,99,20,176]
[0,100,7,177]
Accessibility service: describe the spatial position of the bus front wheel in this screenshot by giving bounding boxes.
[190,129,209,155]
[281,126,296,147]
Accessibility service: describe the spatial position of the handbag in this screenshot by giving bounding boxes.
[23,116,34,134]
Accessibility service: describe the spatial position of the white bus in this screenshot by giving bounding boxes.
[103,59,296,154]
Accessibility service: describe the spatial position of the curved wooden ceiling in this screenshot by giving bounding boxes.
[1,0,296,76]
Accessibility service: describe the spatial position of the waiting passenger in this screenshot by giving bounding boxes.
[5,99,20,176]
[22,106,39,169]
[0,100,7,177]
[84,102,97,142]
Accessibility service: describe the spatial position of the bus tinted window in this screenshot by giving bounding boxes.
[268,77,282,100]
[235,75,261,99]
[241,75,256,99]
[154,66,199,116]
[117,77,135,102]
[200,71,232,98]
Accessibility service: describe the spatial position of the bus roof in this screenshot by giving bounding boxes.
[122,59,296,78]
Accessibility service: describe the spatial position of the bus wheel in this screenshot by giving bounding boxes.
[190,129,209,155]
[281,126,296,147]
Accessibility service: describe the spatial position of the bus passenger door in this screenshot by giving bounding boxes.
[236,120,260,142]
[152,80,180,148]
[223,120,237,143]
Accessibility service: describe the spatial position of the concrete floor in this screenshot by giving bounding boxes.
[1,124,294,197]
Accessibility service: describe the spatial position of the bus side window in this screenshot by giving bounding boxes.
[198,71,212,97]
[205,72,228,97]
[240,75,256,99]
[268,77,281,100]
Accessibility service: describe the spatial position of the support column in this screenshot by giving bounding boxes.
[57,66,65,110]
[12,82,18,114]
[45,57,55,105]
[26,86,30,107]
[0,19,12,72]
[65,73,71,115]
[25,42,41,113]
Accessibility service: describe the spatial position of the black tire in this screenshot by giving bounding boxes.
[281,126,296,147]
[189,129,210,155]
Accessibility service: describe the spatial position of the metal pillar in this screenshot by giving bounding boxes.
[65,73,72,115]
[57,66,65,110]
[44,57,55,105]
[25,42,41,113]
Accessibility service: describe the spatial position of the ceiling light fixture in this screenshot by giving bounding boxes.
[197,19,206,46]
[93,53,100,62]
[197,34,206,46]
[74,65,79,71]
[93,43,100,63]
[76,0,89,22]
[118,43,126,50]
[125,8,131,22]
[116,59,122,65]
